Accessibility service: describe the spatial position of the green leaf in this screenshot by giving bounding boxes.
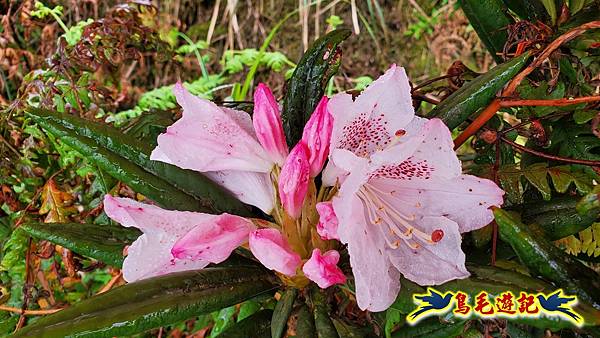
[576,185,600,217]
[521,196,598,240]
[573,110,597,124]
[548,121,600,178]
[430,52,530,130]
[391,318,465,338]
[26,108,250,215]
[458,0,513,62]
[517,82,567,117]
[569,0,586,14]
[494,208,600,309]
[502,0,550,22]
[296,304,317,338]
[312,289,340,338]
[271,288,298,338]
[20,222,140,267]
[12,267,276,337]
[540,0,558,24]
[332,319,376,338]
[36,121,205,212]
[282,29,351,146]
[522,163,552,200]
[210,306,238,337]
[216,309,273,338]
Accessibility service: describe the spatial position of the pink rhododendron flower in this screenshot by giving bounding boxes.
[302,249,346,288]
[249,228,302,276]
[325,65,504,311]
[103,195,253,282]
[278,142,311,218]
[253,83,288,165]
[150,83,279,213]
[315,201,339,240]
[171,214,255,263]
[302,97,333,177]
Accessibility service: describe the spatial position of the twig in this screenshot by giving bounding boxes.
[499,96,600,107]
[412,74,457,91]
[501,136,600,166]
[453,21,600,149]
[96,272,123,294]
[0,305,62,316]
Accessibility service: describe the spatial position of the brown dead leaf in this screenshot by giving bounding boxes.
[39,179,76,223]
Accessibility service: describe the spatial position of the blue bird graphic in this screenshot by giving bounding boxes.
[537,290,581,323]
[408,288,454,321]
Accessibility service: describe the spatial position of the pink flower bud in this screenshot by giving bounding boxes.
[253,83,288,165]
[278,142,310,218]
[249,228,302,276]
[302,97,333,176]
[171,214,254,264]
[302,249,346,289]
[315,202,339,240]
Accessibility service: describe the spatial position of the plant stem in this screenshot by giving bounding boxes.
[501,136,600,166]
[178,32,209,80]
[499,96,600,107]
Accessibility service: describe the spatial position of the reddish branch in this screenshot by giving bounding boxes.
[453,21,600,149]
[501,136,600,166]
[499,96,600,107]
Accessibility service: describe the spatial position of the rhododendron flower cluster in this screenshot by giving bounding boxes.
[103,65,504,312]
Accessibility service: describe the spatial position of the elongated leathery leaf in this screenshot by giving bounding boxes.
[217,309,273,338]
[281,29,351,146]
[494,208,600,309]
[35,121,205,212]
[311,288,339,338]
[26,108,250,216]
[521,196,598,240]
[12,267,276,338]
[296,304,317,338]
[271,288,298,338]
[430,52,530,130]
[391,318,465,338]
[20,222,140,267]
[458,0,513,63]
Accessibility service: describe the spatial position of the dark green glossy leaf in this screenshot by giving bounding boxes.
[577,186,600,216]
[281,29,351,146]
[26,108,250,216]
[502,0,550,21]
[296,304,317,338]
[32,120,206,212]
[271,288,298,338]
[12,267,276,338]
[521,196,598,240]
[458,0,513,62]
[20,222,140,267]
[494,208,600,309]
[430,52,530,130]
[311,289,339,338]
[391,318,465,338]
[216,309,273,338]
[332,319,376,338]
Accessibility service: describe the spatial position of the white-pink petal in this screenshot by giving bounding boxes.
[249,228,302,276]
[171,214,254,263]
[204,170,275,214]
[103,195,212,282]
[150,83,273,173]
[278,142,310,218]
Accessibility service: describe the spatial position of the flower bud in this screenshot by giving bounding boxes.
[278,142,310,218]
[249,228,302,276]
[302,97,333,176]
[315,201,339,240]
[302,249,346,288]
[253,83,288,165]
